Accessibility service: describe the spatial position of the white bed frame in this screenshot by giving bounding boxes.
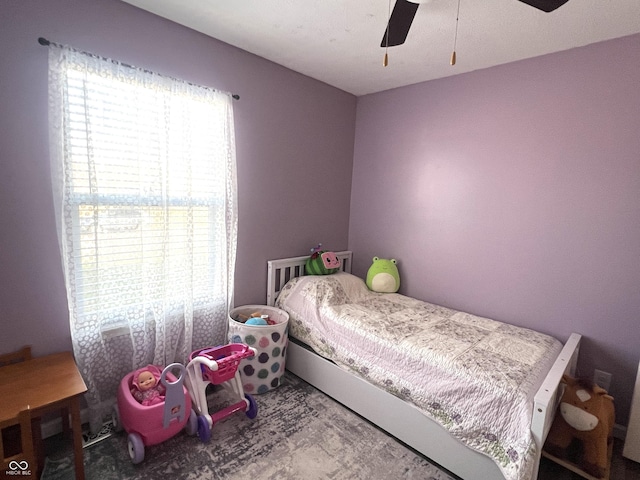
[267,251,581,480]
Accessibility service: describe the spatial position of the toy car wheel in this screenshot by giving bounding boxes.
[197,415,211,443]
[111,404,123,432]
[186,409,198,436]
[245,394,258,419]
[127,432,145,464]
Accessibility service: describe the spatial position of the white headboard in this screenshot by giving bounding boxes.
[266,250,353,306]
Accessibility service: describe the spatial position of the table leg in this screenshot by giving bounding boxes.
[69,397,85,480]
[32,416,44,477]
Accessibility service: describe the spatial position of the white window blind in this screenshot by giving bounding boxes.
[62,66,231,325]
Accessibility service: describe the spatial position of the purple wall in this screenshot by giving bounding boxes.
[350,34,640,424]
[0,0,355,355]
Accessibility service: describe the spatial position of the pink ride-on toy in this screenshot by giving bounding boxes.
[186,344,259,442]
[112,363,197,464]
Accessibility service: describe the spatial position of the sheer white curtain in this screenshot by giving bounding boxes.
[48,44,237,431]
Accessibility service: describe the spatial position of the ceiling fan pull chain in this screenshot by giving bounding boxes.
[383,0,391,66]
[451,0,461,65]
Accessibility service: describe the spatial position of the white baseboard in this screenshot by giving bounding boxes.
[40,408,91,439]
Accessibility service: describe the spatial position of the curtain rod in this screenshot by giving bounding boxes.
[38,37,240,100]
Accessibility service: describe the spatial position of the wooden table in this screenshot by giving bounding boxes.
[0,351,87,479]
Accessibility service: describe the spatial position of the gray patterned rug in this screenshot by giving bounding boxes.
[41,372,456,480]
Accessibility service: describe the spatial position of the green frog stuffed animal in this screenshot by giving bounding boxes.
[366,257,400,293]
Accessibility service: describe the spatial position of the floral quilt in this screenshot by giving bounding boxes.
[276,272,562,480]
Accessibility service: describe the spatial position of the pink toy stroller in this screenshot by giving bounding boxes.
[185,344,258,442]
[112,363,197,464]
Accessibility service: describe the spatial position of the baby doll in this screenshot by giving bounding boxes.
[130,365,166,406]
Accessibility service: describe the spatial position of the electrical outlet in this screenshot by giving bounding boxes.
[594,369,612,392]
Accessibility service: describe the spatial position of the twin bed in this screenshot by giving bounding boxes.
[266,251,581,480]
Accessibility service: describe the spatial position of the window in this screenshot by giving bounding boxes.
[60,64,234,328]
[48,44,237,368]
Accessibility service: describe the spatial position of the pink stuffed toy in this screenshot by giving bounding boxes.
[130,365,166,406]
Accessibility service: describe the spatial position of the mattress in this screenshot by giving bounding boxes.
[276,272,562,480]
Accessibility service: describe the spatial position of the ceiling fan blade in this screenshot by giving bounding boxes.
[380,0,420,48]
[517,0,570,12]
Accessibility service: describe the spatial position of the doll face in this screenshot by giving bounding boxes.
[137,371,156,391]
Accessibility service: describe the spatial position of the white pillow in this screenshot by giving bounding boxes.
[332,272,370,300]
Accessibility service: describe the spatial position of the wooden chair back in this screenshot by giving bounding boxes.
[0,346,32,368]
[1,408,36,477]
[1,346,41,477]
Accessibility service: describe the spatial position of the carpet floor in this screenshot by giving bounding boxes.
[41,372,456,480]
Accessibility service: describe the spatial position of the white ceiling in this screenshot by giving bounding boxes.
[121,0,640,96]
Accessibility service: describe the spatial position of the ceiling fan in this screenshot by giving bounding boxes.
[380,0,571,48]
